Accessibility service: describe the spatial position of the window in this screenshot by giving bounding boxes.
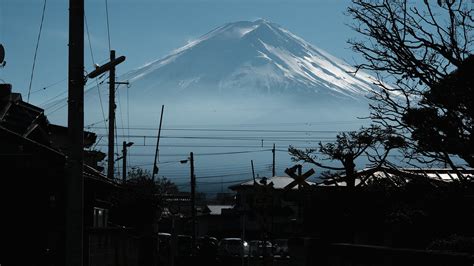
[93,207,108,228]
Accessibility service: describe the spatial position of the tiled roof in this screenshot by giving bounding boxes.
[229,175,316,190]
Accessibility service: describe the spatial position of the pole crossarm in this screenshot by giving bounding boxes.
[283,165,315,191]
[86,55,125,79]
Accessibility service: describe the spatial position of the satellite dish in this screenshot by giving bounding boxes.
[0,44,4,64]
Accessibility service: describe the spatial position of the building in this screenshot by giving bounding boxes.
[0,84,137,265]
[228,164,474,246]
[229,169,317,240]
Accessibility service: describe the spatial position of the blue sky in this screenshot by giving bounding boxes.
[0,0,359,107]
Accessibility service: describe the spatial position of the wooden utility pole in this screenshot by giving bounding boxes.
[152,105,165,181]
[87,50,126,180]
[251,160,256,184]
[66,0,84,265]
[190,152,196,255]
[122,141,126,183]
[122,141,127,183]
[107,50,116,179]
[272,143,276,176]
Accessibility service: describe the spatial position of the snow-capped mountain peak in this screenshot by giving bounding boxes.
[124,19,377,101]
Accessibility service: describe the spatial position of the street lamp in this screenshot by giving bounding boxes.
[117,141,134,183]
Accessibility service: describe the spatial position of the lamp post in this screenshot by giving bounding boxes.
[122,141,133,183]
[116,141,133,183]
[180,152,196,256]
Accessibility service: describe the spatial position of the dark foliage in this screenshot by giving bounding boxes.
[403,56,474,167]
[111,168,178,231]
[347,0,473,168]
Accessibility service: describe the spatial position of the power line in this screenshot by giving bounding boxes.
[197,178,252,185]
[158,165,271,175]
[85,119,108,129]
[41,90,68,108]
[104,0,111,51]
[126,82,130,143]
[129,160,183,168]
[116,85,126,141]
[85,12,108,136]
[84,13,96,64]
[27,0,47,102]
[120,149,272,157]
[88,126,349,133]
[92,143,330,148]
[174,178,252,188]
[95,134,335,142]
[30,78,67,95]
[130,121,363,128]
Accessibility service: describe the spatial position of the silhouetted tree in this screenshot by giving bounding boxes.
[112,168,178,229]
[347,0,473,169]
[289,126,403,188]
[402,56,473,170]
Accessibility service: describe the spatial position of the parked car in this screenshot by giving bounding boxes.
[217,238,249,257]
[248,240,260,257]
[273,239,289,257]
[177,234,193,256]
[197,235,218,258]
[249,240,272,257]
[157,232,172,265]
[157,232,171,255]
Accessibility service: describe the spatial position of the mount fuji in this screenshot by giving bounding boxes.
[123,19,376,104]
[73,18,378,128]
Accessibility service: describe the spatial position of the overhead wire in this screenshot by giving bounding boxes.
[88,126,350,134]
[132,161,271,173]
[85,12,108,135]
[92,143,330,148]
[126,83,130,141]
[30,77,67,95]
[27,0,47,103]
[116,84,131,168]
[96,134,335,142]
[157,164,271,176]
[104,0,111,51]
[131,120,363,128]
[40,90,68,108]
[41,72,108,115]
[116,85,126,144]
[85,119,108,129]
[118,149,272,157]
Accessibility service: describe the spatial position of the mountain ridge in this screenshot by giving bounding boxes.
[122,19,376,101]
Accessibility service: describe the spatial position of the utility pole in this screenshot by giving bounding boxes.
[122,141,126,183]
[152,105,165,181]
[66,0,84,265]
[87,49,125,180]
[107,50,116,179]
[251,160,256,184]
[190,152,196,256]
[272,143,276,176]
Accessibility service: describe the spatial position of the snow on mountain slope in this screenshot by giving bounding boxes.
[123,19,377,101]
